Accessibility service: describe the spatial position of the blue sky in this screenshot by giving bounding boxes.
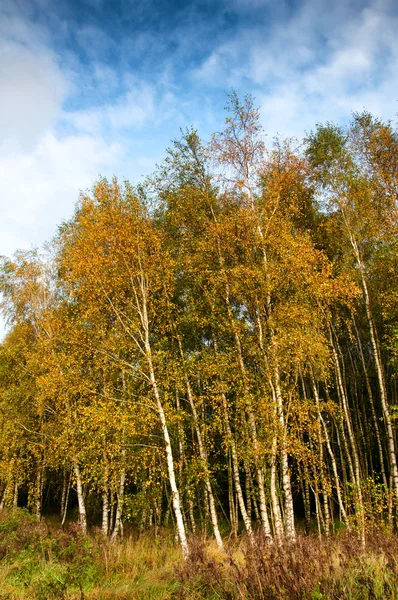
[1,0,398,263]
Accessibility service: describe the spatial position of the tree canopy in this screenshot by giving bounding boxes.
[1,95,397,555]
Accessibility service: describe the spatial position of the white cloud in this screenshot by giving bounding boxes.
[2,0,397,271]
[65,81,155,135]
[0,0,162,273]
[0,40,68,152]
[0,1,164,340]
[192,40,244,86]
[0,132,122,255]
[0,128,125,343]
[193,0,398,139]
[3,0,398,340]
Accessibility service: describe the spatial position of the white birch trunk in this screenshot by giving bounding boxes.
[312,381,350,529]
[143,338,188,556]
[149,377,188,558]
[346,219,398,501]
[221,391,254,541]
[228,453,237,535]
[35,463,43,521]
[274,367,296,541]
[133,272,189,558]
[177,336,224,548]
[73,462,87,534]
[0,484,6,511]
[111,460,126,542]
[225,292,272,540]
[213,203,272,541]
[270,428,283,542]
[61,470,71,527]
[330,328,365,544]
[102,489,109,536]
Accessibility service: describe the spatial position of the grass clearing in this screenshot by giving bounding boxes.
[1,510,398,599]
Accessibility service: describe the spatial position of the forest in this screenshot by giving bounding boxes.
[0,94,398,598]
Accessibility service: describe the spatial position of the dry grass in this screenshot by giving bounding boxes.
[1,510,398,599]
[178,531,398,599]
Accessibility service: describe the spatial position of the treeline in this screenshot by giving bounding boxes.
[0,94,397,557]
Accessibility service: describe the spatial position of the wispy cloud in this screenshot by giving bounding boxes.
[65,81,156,135]
[192,0,398,137]
[0,0,166,264]
[0,41,67,152]
[1,0,397,340]
[1,0,397,258]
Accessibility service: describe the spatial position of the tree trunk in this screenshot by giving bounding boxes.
[35,462,44,521]
[273,367,296,541]
[300,462,311,535]
[0,484,6,511]
[347,221,398,502]
[102,489,109,536]
[111,460,126,542]
[221,391,254,541]
[61,469,71,527]
[270,428,283,542]
[145,346,188,557]
[228,452,238,536]
[176,336,223,549]
[315,407,350,527]
[137,276,189,559]
[352,314,388,488]
[330,327,365,544]
[225,287,272,540]
[73,462,87,534]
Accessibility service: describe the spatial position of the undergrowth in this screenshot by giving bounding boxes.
[1,509,398,599]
